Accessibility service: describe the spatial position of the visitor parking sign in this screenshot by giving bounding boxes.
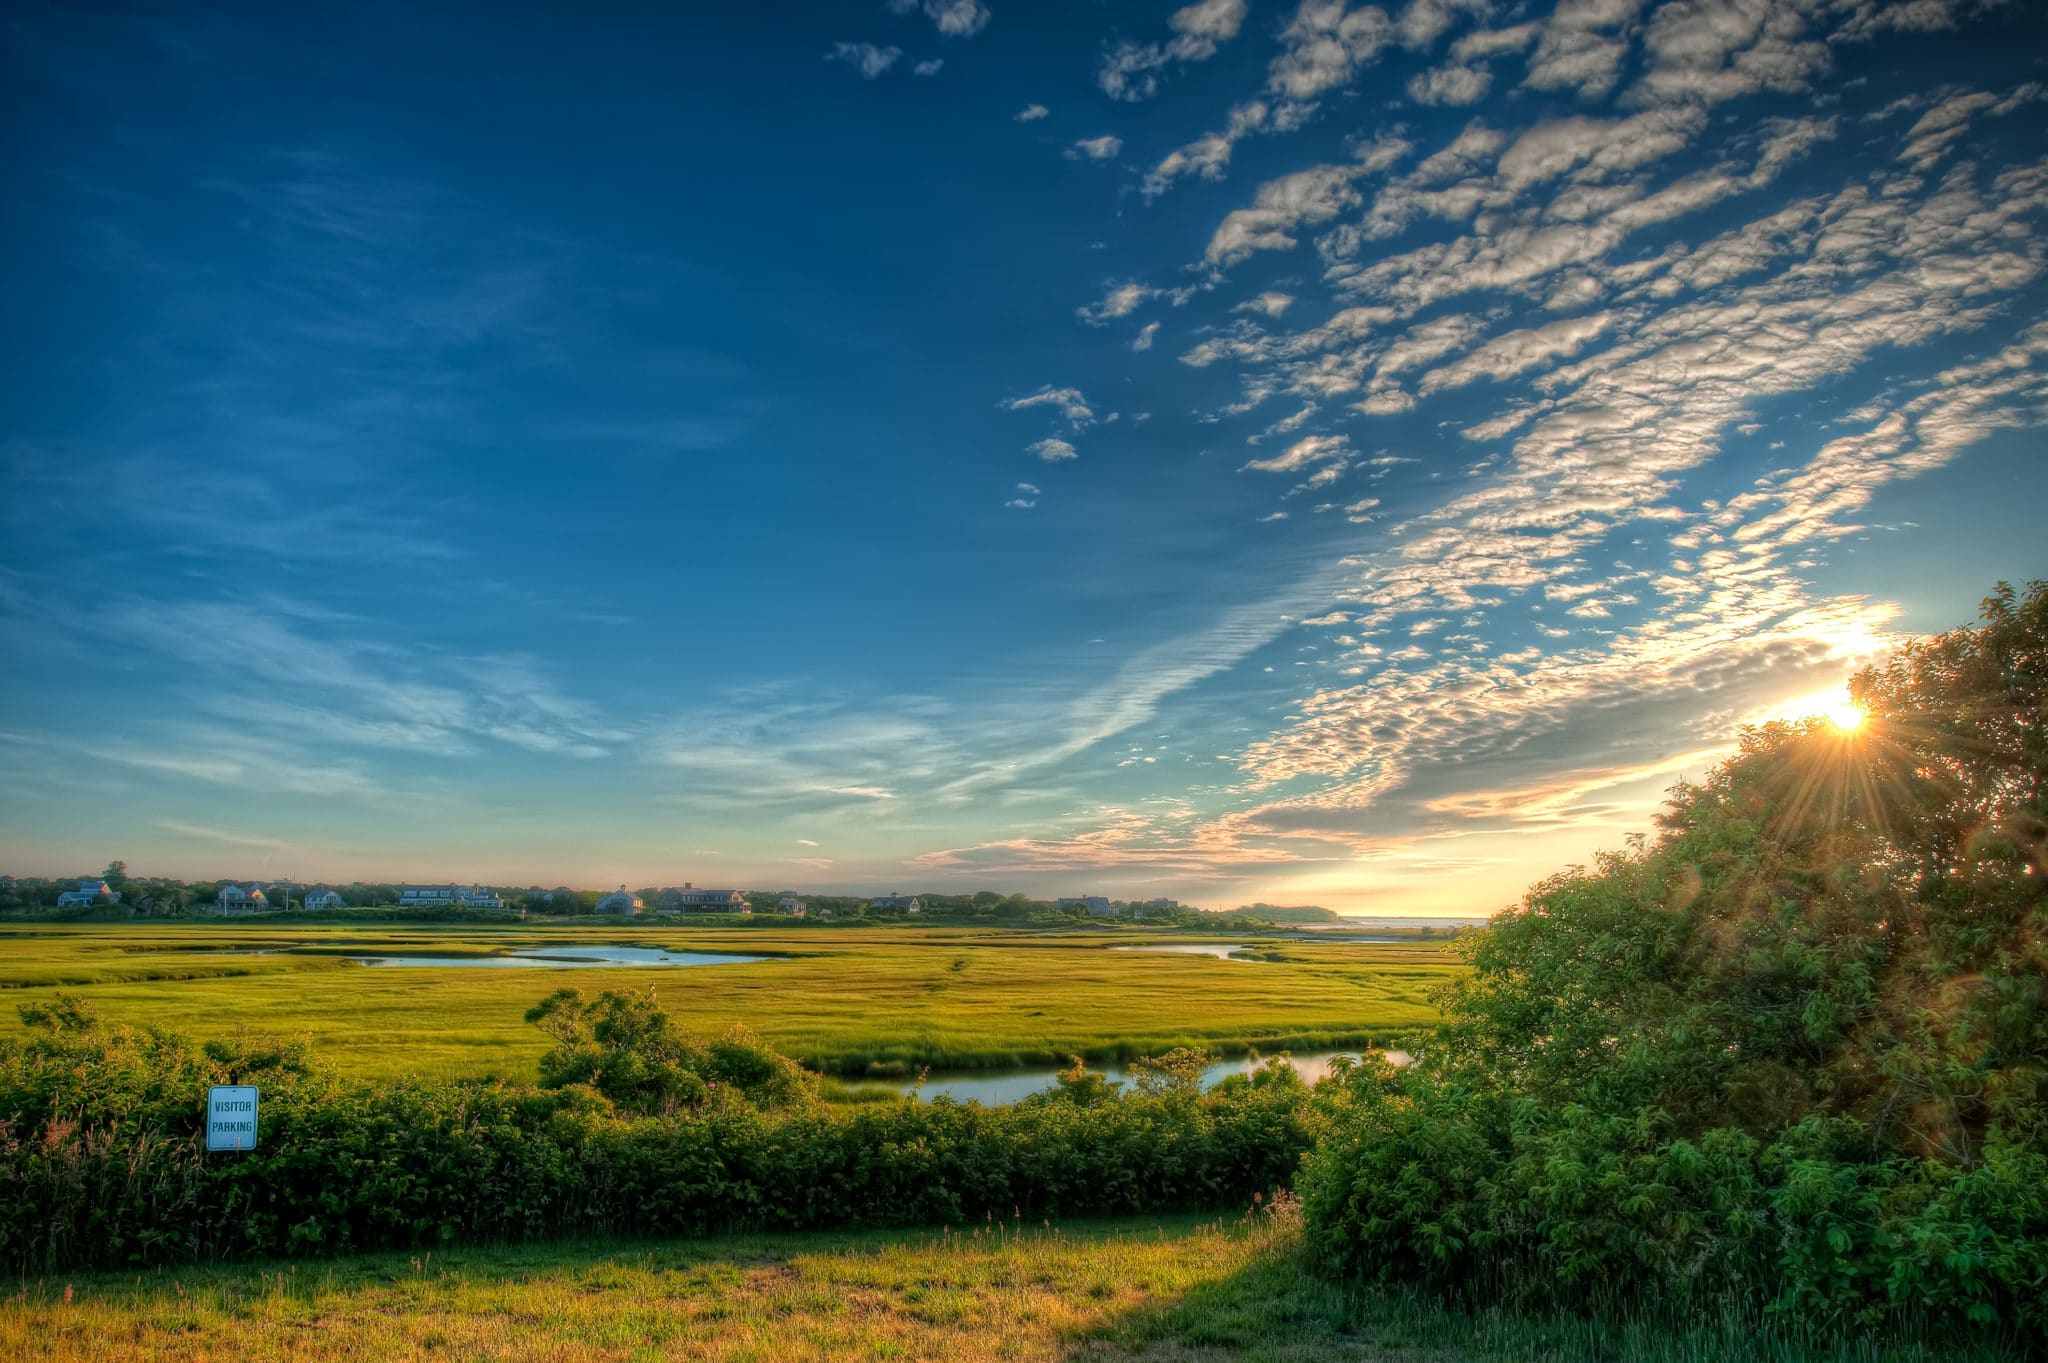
[206,1085,259,1151]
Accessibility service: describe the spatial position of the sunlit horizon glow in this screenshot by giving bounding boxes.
[1,1,2044,914]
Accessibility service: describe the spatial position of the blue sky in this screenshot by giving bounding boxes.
[3,0,2045,912]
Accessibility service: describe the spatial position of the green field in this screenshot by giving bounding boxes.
[7,1211,2010,1363]
[0,923,1458,1082]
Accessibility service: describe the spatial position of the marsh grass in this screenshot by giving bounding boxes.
[5,1210,2018,1363]
[0,924,1457,1083]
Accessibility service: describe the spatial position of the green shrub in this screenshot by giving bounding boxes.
[1302,581,2048,1336]
[0,1002,1321,1273]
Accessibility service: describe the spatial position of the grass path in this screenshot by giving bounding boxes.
[5,1213,2015,1363]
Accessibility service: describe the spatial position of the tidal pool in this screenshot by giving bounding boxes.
[884,1048,1413,1105]
[345,945,774,968]
[1106,943,1255,960]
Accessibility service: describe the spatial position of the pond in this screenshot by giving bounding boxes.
[883,1047,1412,1105]
[1106,943,1256,960]
[344,945,775,968]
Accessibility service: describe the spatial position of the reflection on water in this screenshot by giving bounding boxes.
[347,945,773,968]
[892,1048,1413,1105]
[1107,943,1254,960]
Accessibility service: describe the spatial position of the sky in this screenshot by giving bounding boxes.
[2,0,2045,913]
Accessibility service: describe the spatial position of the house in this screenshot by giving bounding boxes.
[869,893,921,914]
[777,895,806,916]
[399,884,504,909]
[595,886,643,915]
[213,883,267,914]
[56,878,121,908]
[1059,895,1116,917]
[659,884,750,913]
[302,885,346,911]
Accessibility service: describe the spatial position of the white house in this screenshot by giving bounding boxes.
[869,893,921,914]
[777,895,806,916]
[302,886,346,910]
[1059,895,1116,917]
[595,886,644,915]
[659,885,750,913]
[56,878,120,908]
[399,884,504,909]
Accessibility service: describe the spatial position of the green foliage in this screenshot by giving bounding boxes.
[0,998,1321,1274]
[1301,580,2048,1337]
[525,987,817,1115]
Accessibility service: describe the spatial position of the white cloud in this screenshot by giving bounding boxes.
[1029,437,1079,462]
[1207,164,1363,267]
[1002,386,1095,428]
[1409,63,1492,105]
[1235,291,1296,319]
[888,0,992,39]
[913,58,945,77]
[1143,102,1271,198]
[1014,103,1049,122]
[825,43,902,79]
[1267,0,1397,99]
[1131,321,1161,352]
[1066,135,1124,162]
[1100,0,1249,102]
[1243,433,1350,474]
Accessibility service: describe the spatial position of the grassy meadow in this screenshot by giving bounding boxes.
[0,923,1458,1083]
[8,1210,2017,1363]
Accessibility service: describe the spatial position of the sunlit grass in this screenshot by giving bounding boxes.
[0,923,1460,1082]
[5,1213,2014,1363]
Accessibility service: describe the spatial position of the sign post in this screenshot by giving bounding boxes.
[206,1085,259,1151]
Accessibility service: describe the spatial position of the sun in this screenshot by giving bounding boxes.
[1827,703,1866,732]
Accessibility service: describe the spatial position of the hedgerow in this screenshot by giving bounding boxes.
[0,999,1320,1273]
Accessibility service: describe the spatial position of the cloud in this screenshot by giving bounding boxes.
[1243,433,1350,474]
[1002,386,1095,428]
[156,820,288,850]
[1523,0,1643,99]
[1100,0,1249,102]
[887,0,992,39]
[1143,101,1272,197]
[1235,292,1296,319]
[825,42,902,79]
[1131,321,1161,352]
[1014,103,1049,122]
[1005,497,1038,508]
[1896,83,2044,171]
[1206,164,1364,267]
[1029,437,1079,462]
[1016,482,1041,495]
[1409,63,1492,105]
[1267,0,1398,99]
[1066,135,1123,162]
[1077,280,1190,325]
[913,58,944,77]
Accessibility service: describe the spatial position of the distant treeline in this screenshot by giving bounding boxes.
[0,878,1343,932]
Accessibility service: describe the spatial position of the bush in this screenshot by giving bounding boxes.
[0,1001,1322,1273]
[1300,581,2048,1335]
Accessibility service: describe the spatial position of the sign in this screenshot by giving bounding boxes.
[206,1085,259,1151]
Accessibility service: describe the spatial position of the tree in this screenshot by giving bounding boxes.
[1299,579,2048,1328]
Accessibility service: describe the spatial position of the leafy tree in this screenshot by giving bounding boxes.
[1300,580,2048,1331]
[524,987,816,1115]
